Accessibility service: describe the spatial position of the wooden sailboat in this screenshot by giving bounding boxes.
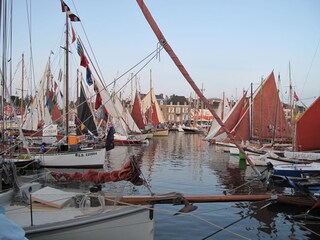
[35,3,106,168]
[205,91,248,149]
[206,72,292,149]
[141,70,168,136]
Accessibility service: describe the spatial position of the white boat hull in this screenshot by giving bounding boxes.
[24,207,153,240]
[37,148,106,168]
[1,185,154,240]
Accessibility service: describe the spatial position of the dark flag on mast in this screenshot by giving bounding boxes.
[69,13,81,22]
[60,0,70,12]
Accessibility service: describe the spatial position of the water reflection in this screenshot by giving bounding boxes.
[126,132,320,240]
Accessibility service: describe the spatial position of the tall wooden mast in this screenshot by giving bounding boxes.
[65,12,69,138]
[21,53,24,122]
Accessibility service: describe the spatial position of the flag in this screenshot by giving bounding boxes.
[86,66,93,86]
[69,13,81,22]
[95,92,102,109]
[71,26,76,43]
[100,106,108,122]
[60,0,70,12]
[80,53,89,68]
[294,91,299,101]
[77,39,83,56]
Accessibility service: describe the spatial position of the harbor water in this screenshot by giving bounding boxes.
[106,132,319,240]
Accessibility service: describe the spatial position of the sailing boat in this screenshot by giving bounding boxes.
[34,3,106,168]
[182,93,204,134]
[141,70,169,136]
[21,56,64,146]
[205,91,247,142]
[205,72,292,149]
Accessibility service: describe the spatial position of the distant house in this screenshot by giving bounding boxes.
[160,95,191,123]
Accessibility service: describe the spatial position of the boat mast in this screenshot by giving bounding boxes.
[65,12,69,138]
[21,53,24,122]
[149,69,152,126]
[250,82,253,140]
[1,0,8,145]
[289,62,295,150]
[272,74,281,144]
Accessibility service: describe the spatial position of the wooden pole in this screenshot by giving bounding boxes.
[105,194,273,205]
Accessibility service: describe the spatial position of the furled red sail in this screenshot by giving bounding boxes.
[51,157,144,185]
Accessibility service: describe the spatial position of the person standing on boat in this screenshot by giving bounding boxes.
[39,143,46,153]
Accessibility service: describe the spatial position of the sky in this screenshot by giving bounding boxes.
[8,0,320,107]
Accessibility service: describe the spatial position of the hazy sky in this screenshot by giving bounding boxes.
[10,0,320,107]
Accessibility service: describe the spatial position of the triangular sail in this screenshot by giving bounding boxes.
[251,72,291,141]
[131,91,146,130]
[295,97,320,151]
[76,81,98,136]
[205,91,247,141]
[141,88,165,126]
[22,58,52,131]
[94,80,127,136]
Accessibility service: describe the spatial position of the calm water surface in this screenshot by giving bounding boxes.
[106,132,319,240]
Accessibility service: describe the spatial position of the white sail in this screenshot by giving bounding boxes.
[141,88,165,124]
[22,59,53,130]
[94,79,128,136]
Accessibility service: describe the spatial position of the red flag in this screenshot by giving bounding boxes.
[80,53,89,68]
[294,91,299,101]
[71,26,76,43]
[60,0,70,12]
[95,92,102,109]
[69,13,81,22]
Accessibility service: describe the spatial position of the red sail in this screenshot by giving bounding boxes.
[131,91,146,129]
[251,72,291,142]
[295,97,320,151]
[51,158,144,186]
[213,92,248,141]
[51,104,62,124]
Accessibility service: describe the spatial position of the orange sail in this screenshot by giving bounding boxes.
[206,91,248,141]
[250,72,291,142]
[131,91,146,130]
[295,97,320,151]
